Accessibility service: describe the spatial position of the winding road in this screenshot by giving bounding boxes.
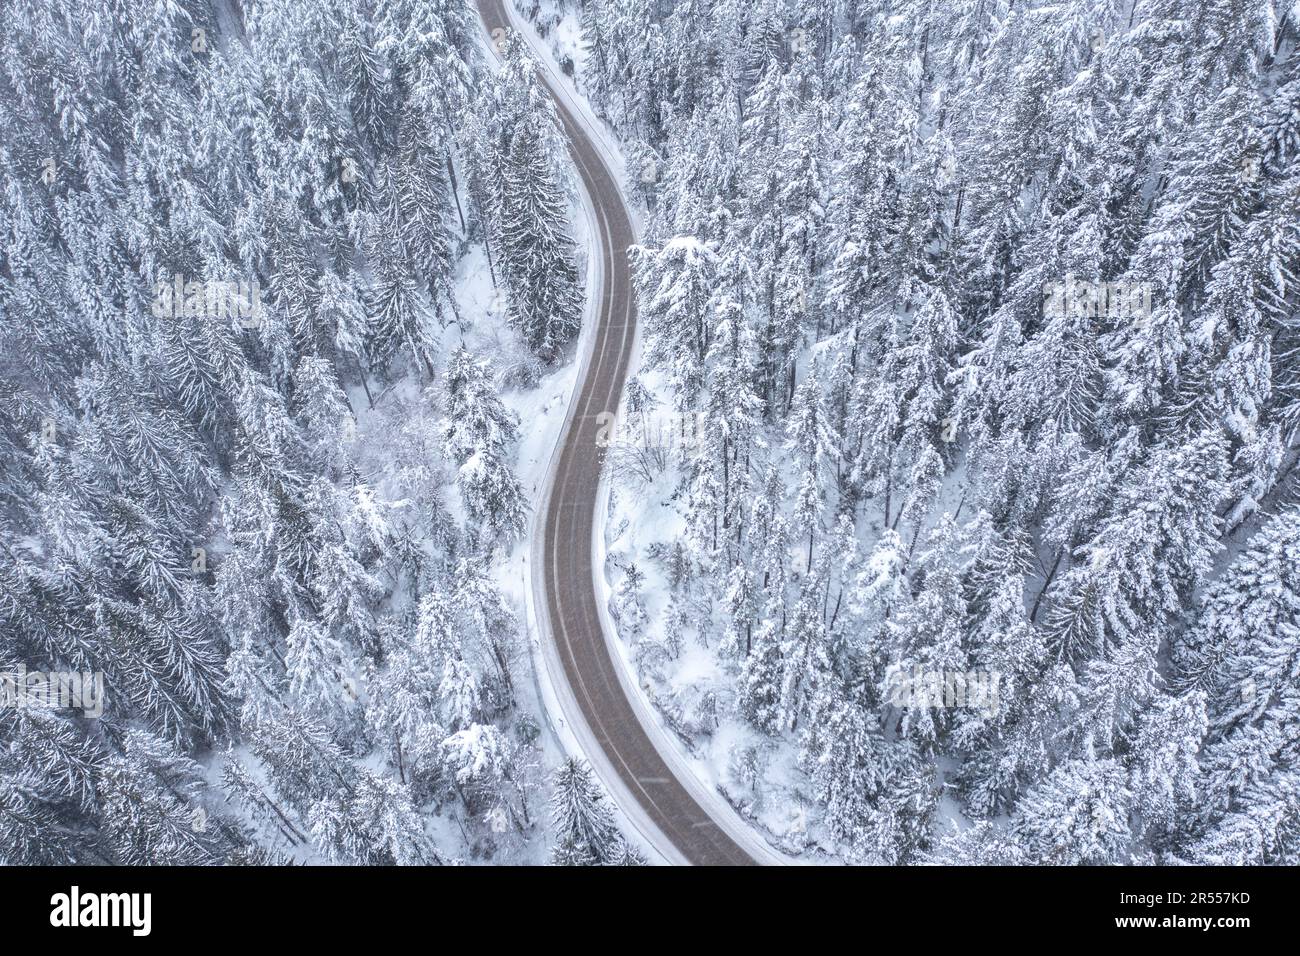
[475,0,761,865]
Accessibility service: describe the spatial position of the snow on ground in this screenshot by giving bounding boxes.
[450,11,673,862]
[509,0,634,192]
[506,0,982,863]
[598,366,830,857]
[509,0,842,860]
[460,155,593,863]
[285,97,597,862]
[513,0,590,80]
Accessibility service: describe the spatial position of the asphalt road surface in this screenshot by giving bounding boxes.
[475,0,758,865]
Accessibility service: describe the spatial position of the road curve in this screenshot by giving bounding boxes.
[474,0,758,865]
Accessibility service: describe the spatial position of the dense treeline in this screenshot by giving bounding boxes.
[581,0,1300,864]
[0,0,601,864]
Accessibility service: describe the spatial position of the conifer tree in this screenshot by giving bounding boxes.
[549,758,621,866]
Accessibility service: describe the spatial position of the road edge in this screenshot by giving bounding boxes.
[476,4,683,865]
[488,0,792,867]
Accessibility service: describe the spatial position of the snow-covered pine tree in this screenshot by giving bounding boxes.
[440,348,528,545]
[489,38,584,359]
[1177,506,1300,864]
[549,758,621,866]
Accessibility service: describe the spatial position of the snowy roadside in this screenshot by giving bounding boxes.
[472,6,670,864]
[502,0,797,865]
[507,0,969,865]
[507,1,986,865]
